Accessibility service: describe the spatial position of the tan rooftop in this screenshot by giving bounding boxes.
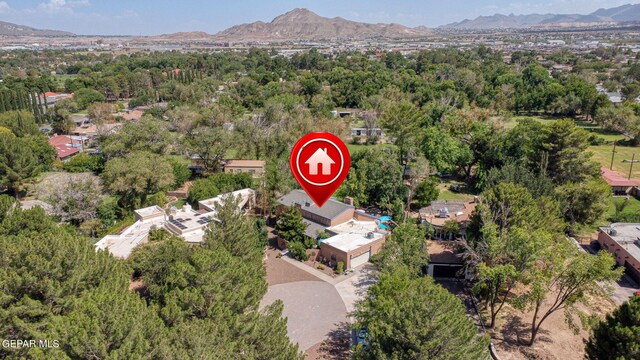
[225,160,266,168]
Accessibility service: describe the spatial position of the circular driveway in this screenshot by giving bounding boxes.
[260,280,348,351]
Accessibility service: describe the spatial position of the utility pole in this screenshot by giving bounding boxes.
[610,141,617,170]
[629,153,636,180]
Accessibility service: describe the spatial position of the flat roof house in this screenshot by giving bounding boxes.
[320,219,387,269]
[224,160,266,178]
[598,223,640,283]
[95,188,255,258]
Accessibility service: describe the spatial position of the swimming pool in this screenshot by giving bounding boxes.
[378,215,392,229]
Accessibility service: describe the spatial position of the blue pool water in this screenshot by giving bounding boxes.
[378,216,392,229]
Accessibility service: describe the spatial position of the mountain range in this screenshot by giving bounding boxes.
[3,4,640,40]
[213,8,430,41]
[0,20,74,36]
[441,3,640,29]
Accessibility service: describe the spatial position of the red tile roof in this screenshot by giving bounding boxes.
[601,166,639,187]
[48,135,79,160]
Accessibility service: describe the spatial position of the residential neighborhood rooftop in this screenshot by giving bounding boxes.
[134,205,165,218]
[601,166,639,187]
[321,231,384,253]
[225,159,266,168]
[96,188,255,258]
[277,190,354,220]
[419,200,477,227]
[600,223,640,262]
[48,134,82,160]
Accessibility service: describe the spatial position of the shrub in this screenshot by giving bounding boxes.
[588,133,605,146]
[169,158,191,188]
[62,153,104,173]
[317,264,325,270]
[289,242,309,261]
[187,172,253,205]
[128,94,151,109]
[336,261,344,274]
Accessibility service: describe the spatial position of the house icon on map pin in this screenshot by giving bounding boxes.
[305,148,335,175]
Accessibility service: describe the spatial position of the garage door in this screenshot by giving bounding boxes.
[432,264,463,278]
[350,250,370,269]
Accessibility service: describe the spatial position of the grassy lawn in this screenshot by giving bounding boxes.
[575,119,626,143]
[590,144,640,179]
[602,196,640,225]
[52,74,77,90]
[436,180,476,202]
[500,115,559,130]
[345,142,396,154]
[501,116,626,143]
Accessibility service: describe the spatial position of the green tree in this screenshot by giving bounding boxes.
[102,151,175,208]
[74,88,105,109]
[187,172,252,205]
[473,263,518,328]
[24,134,56,171]
[0,229,128,358]
[555,179,610,232]
[288,241,309,261]
[189,126,232,172]
[50,284,165,359]
[169,157,191,188]
[515,250,623,346]
[130,238,266,325]
[380,101,424,164]
[373,223,428,275]
[204,194,263,265]
[0,110,39,137]
[275,207,309,246]
[62,152,104,173]
[0,132,39,197]
[413,177,439,208]
[346,148,406,207]
[538,119,599,184]
[100,116,174,158]
[585,296,640,360]
[353,269,489,360]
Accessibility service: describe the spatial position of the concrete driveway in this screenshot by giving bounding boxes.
[611,274,640,305]
[334,263,377,313]
[260,280,348,351]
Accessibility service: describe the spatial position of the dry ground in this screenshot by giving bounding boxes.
[491,293,616,360]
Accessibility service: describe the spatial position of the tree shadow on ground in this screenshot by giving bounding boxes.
[352,264,378,297]
[315,321,351,359]
[495,313,552,352]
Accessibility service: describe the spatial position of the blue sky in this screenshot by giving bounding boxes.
[0,0,638,35]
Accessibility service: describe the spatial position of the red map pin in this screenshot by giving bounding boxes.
[290,132,351,207]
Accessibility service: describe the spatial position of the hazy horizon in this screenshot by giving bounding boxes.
[0,0,638,36]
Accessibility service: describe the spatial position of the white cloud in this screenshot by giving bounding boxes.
[37,0,90,13]
[0,1,9,14]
